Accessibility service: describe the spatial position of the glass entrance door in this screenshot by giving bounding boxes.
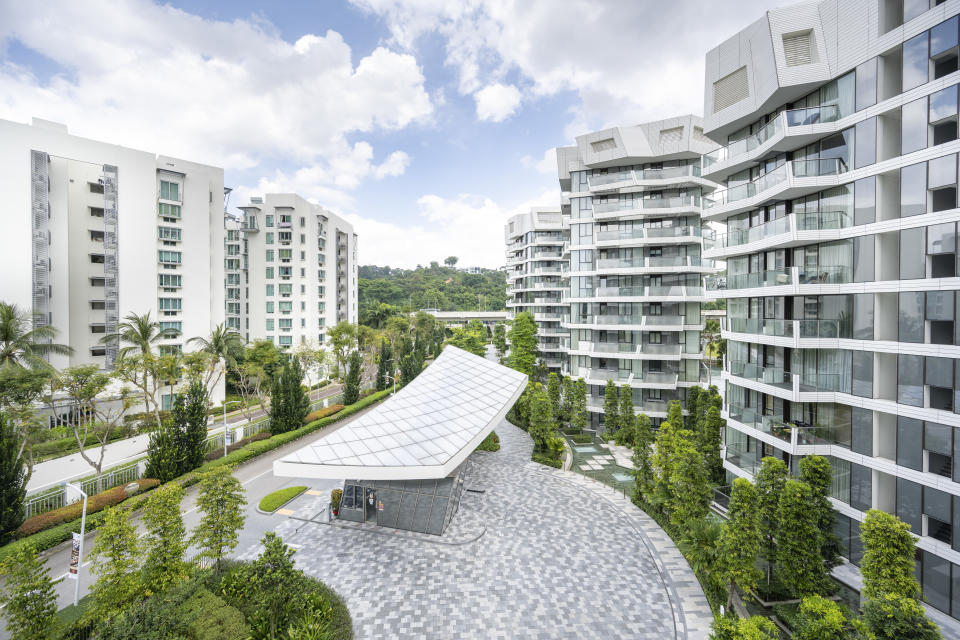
[365,489,377,523]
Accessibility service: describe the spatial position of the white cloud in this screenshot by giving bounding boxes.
[521,148,557,175]
[0,0,432,200]
[344,189,559,269]
[349,0,781,133]
[474,83,522,122]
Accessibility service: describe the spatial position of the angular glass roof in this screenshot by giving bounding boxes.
[273,346,528,480]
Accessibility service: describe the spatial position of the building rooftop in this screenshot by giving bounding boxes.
[273,346,528,481]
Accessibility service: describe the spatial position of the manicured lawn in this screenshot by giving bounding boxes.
[258,486,308,512]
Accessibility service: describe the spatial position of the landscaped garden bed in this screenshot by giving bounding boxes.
[258,486,308,513]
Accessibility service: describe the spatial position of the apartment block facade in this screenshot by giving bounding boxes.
[703,0,960,621]
[0,117,225,383]
[504,207,569,372]
[233,194,357,349]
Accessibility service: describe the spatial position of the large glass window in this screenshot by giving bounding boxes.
[898,354,924,406]
[854,176,875,225]
[901,163,928,217]
[854,236,875,282]
[903,31,930,91]
[900,227,926,279]
[897,477,923,530]
[854,117,876,168]
[851,407,873,456]
[160,180,179,201]
[852,350,873,398]
[931,16,959,57]
[850,463,872,511]
[902,97,929,154]
[900,291,925,342]
[853,293,874,340]
[855,57,877,111]
[898,416,924,470]
[923,551,951,614]
[904,0,929,23]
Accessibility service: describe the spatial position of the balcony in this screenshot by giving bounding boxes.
[593,195,701,216]
[728,361,793,390]
[703,116,784,170]
[587,165,702,191]
[725,317,850,340]
[595,255,708,272]
[703,158,846,211]
[241,216,259,232]
[595,225,702,243]
[703,209,851,254]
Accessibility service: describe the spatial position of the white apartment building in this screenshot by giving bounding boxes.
[702,0,960,622]
[553,117,717,427]
[0,117,225,389]
[504,207,569,372]
[234,194,357,350]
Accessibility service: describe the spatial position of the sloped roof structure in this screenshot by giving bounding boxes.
[273,346,528,480]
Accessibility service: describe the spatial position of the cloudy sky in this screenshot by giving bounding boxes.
[0,0,781,268]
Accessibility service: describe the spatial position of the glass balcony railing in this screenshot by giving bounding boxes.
[706,268,791,291]
[729,361,793,388]
[588,165,701,189]
[593,195,701,214]
[796,265,851,285]
[785,104,840,127]
[595,256,703,269]
[705,210,851,251]
[797,318,850,338]
[727,317,794,337]
[595,226,701,242]
[703,116,784,169]
[703,159,846,209]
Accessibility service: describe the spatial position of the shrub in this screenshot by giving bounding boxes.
[16,479,160,538]
[181,587,250,640]
[532,453,562,469]
[330,489,342,512]
[563,428,583,435]
[203,432,272,462]
[474,432,500,452]
[569,434,592,444]
[258,486,307,513]
[303,404,344,424]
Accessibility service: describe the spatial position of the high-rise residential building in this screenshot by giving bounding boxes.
[702,0,960,623]
[504,207,569,372]
[546,117,717,427]
[0,117,225,386]
[234,193,357,350]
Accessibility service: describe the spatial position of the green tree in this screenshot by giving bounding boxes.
[717,477,763,608]
[666,399,683,427]
[560,376,574,423]
[142,483,188,594]
[859,509,922,601]
[447,325,486,356]
[776,479,828,597]
[601,380,619,438]
[0,413,25,543]
[0,301,73,369]
[699,405,725,485]
[684,386,702,432]
[89,506,142,620]
[800,454,842,571]
[795,594,871,640]
[285,358,310,423]
[754,456,788,579]
[145,411,182,483]
[187,323,243,403]
[547,373,561,421]
[247,532,302,640]
[632,414,655,505]
[327,322,358,379]
[617,384,634,434]
[667,433,711,529]
[571,378,588,430]
[650,419,680,513]
[677,517,724,594]
[444,256,459,267]
[177,378,209,472]
[493,323,508,363]
[527,389,556,454]
[375,339,392,391]
[506,311,538,376]
[862,593,942,640]
[0,544,59,639]
[343,350,362,405]
[399,350,421,388]
[191,467,246,573]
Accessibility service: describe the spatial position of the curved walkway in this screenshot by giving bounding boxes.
[245,419,711,640]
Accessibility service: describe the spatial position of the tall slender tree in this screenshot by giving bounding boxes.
[800,454,842,571]
[375,339,392,391]
[343,350,362,405]
[650,419,680,514]
[602,380,619,438]
[699,405,725,484]
[755,456,788,580]
[492,322,508,363]
[571,378,588,431]
[191,467,246,573]
[632,414,655,505]
[560,376,574,423]
[0,413,25,543]
[717,477,763,608]
[777,479,829,597]
[667,433,711,529]
[0,544,59,639]
[506,311,538,376]
[141,483,188,594]
[859,509,922,602]
[617,384,634,435]
[89,507,142,620]
[178,378,209,472]
[547,373,562,421]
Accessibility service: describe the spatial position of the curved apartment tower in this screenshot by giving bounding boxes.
[504,207,569,372]
[554,116,718,427]
[703,0,960,623]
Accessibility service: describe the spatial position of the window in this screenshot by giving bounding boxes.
[158,297,182,311]
[158,274,181,288]
[279,335,292,346]
[88,182,104,194]
[160,180,179,201]
[854,176,876,225]
[902,97,928,154]
[903,31,930,91]
[900,228,925,279]
[266,319,274,331]
[931,15,960,80]
[90,254,105,264]
[266,302,274,313]
[855,58,878,111]
[279,301,292,313]
[899,291,925,342]
[279,318,292,330]
[854,117,876,168]
[158,203,181,218]
[898,354,924,406]
[266,232,274,245]
[158,250,182,265]
[266,267,274,279]
[279,249,293,260]
[901,163,927,217]
[89,207,104,217]
[648,332,662,344]
[159,321,182,334]
[266,284,274,297]
[89,230,104,242]
[279,283,292,295]
[158,226,181,241]
[266,250,274,262]
[266,215,274,227]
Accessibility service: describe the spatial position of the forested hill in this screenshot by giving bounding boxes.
[359,263,507,312]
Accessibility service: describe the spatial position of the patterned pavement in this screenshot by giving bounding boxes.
[239,420,711,640]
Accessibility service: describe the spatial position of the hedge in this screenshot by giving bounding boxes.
[16,478,161,538]
[303,404,344,424]
[0,389,393,563]
[568,434,593,444]
[203,431,271,462]
[532,454,562,469]
[258,486,308,512]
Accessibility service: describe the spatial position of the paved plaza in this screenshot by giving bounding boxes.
[240,420,711,640]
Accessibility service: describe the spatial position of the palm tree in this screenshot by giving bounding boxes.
[0,302,73,369]
[100,311,177,359]
[188,324,244,401]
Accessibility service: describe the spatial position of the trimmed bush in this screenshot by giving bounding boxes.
[303,404,344,424]
[563,428,583,436]
[16,479,160,538]
[475,431,500,452]
[203,431,271,462]
[258,486,307,513]
[532,454,562,469]
[568,434,593,444]
[181,587,251,640]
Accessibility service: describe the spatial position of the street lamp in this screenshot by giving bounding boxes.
[222,400,242,458]
[386,368,402,395]
[64,483,87,607]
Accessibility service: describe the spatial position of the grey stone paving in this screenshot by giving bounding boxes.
[239,420,711,640]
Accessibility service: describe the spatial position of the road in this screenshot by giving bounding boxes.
[21,393,381,627]
[27,384,345,493]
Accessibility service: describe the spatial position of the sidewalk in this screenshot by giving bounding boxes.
[27,383,343,493]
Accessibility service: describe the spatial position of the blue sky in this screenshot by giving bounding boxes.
[0,0,780,267]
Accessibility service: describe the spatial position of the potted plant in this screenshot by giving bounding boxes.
[330,488,342,517]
